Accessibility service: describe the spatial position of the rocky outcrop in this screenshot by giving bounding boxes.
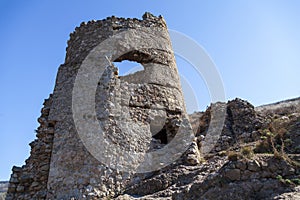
[255,97,300,117]
[196,98,263,153]
[114,98,300,200]
[115,155,299,199]
[175,157,299,200]
[0,182,8,193]
[0,181,8,200]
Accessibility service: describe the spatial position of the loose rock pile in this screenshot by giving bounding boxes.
[196,98,262,153]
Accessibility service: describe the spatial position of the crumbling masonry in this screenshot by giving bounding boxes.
[6,13,198,199]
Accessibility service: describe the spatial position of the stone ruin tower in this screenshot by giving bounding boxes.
[6,13,197,199]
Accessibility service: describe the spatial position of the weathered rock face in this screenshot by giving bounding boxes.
[255,97,300,154]
[6,96,54,200]
[173,156,299,200]
[115,98,300,200]
[0,181,8,200]
[6,13,195,199]
[196,98,262,153]
[115,156,299,200]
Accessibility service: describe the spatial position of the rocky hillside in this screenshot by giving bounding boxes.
[5,97,300,199]
[0,181,8,200]
[116,97,300,199]
[255,97,300,115]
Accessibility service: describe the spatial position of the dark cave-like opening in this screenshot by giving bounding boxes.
[152,126,168,144]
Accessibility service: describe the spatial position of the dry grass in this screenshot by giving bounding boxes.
[227,151,242,161]
[241,146,254,159]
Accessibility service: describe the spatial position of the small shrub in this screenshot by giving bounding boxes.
[291,178,300,185]
[265,131,273,137]
[227,151,242,161]
[257,117,300,167]
[276,175,286,184]
[284,138,292,145]
[260,136,268,140]
[285,179,293,185]
[241,146,254,159]
[277,128,287,138]
[254,139,271,153]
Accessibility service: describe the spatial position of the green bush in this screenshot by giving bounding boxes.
[292,178,300,185]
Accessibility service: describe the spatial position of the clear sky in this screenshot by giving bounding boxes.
[0,0,299,181]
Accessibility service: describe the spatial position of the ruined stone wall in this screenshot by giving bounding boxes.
[7,13,195,199]
[6,96,54,199]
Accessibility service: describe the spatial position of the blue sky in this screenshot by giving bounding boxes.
[0,0,300,180]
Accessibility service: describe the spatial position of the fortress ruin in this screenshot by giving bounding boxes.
[6,13,198,199]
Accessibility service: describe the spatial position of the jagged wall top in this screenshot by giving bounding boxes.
[65,12,167,65]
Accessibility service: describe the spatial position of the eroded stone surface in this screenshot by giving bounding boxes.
[6,13,195,199]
